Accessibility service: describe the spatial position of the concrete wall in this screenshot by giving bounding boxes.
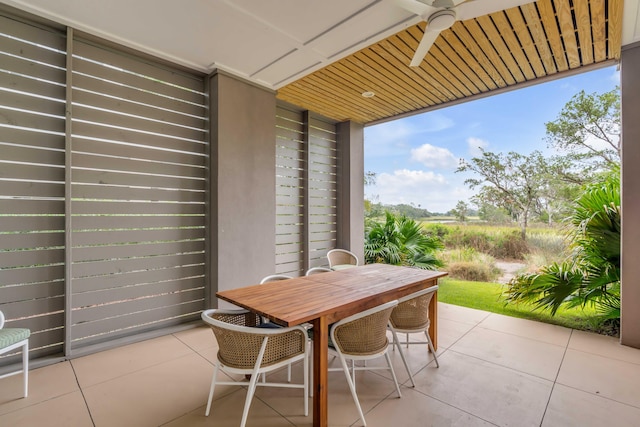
[336,121,365,263]
[621,42,640,348]
[209,71,277,303]
[207,73,366,302]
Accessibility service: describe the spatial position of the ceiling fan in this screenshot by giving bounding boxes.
[395,0,536,67]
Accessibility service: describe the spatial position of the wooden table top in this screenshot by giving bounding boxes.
[216,264,447,326]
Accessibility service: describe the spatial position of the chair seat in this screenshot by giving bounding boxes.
[0,328,30,348]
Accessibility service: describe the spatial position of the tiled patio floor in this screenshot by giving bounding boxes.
[2,303,640,426]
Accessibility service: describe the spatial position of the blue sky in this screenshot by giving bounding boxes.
[364,65,620,213]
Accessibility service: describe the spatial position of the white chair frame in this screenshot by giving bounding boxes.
[305,267,332,275]
[0,310,29,398]
[388,285,439,388]
[201,309,309,427]
[329,300,401,426]
[259,274,293,284]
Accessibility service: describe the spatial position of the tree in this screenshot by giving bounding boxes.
[364,171,377,186]
[451,200,469,222]
[545,89,620,175]
[457,150,548,239]
[535,172,581,225]
[476,201,511,223]
[365,212,443,269]
[364,171,382,219]
[392,203,431,219]
[505,169,620,326]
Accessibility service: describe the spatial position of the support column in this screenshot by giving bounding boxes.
[208,71,277,302]
[336,121,365,263]
[621,42,640,348]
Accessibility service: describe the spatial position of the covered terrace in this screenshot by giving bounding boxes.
[1,0,640,424]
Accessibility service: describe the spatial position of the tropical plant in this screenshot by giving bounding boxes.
[365,212,443,269]
[505,169,620,323]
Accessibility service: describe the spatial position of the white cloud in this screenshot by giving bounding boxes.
[364,112,455,158]
[410,144,458,169]
[368,169,475,213]
[467,137,489,157]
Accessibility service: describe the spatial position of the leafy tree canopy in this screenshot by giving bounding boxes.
[457,150,549,239]
[450,200,469,222]
[545,88,620,175]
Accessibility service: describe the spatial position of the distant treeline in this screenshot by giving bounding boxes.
[366,202,478,219]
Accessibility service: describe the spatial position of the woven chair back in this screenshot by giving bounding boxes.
[332,305,395,356]
[389,291,434,330]
[205,311,306,370]
[327,249,358,267]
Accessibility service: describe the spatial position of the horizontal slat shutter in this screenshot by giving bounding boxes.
[275,107,304,275]
[275,106,338,275]
[308,117,337,268]
[69,39,207,350]
[0,15,67,362]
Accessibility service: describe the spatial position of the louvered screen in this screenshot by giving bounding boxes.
[308,118,337,268]
[68,40,207,349]
[275,106,337,275]
[0,15,67,361]
[275,107,305,275]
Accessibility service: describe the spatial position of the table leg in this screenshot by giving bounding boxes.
[428,289,438,350]
[311,316,329,427]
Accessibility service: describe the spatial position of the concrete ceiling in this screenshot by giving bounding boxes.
[3,0,639,124]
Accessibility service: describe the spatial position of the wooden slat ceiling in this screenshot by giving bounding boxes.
[277,0,623,125]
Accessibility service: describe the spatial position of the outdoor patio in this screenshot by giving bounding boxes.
[1,302,639,427]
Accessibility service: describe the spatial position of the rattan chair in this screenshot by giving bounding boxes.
[305,267,332,275]
[388,285,439,388]
[327,248,359,270]
[201,309,309,427]
[329,300,401,426]
[0,310,30,398]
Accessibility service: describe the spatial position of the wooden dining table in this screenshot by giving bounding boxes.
[216,263,447,427]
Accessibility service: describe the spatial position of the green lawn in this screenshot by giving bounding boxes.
[438,277,604,332]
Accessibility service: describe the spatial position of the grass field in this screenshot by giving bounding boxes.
[438,277,604,332]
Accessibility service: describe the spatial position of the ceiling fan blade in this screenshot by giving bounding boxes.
[394,0,435,17]
[456,0,536,21]
[410,29,441,67]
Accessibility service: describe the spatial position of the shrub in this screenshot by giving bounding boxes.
[446,262,501,282]
[422,223,450,240]
[440,248,501,282]
[493,231,529,259]
[523,233,569,270]
[526,232,568,259]
[439,226,528,260]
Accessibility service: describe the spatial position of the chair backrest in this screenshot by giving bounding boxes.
[327,249,359,268]
[390,286,438,330]
[260,274,293,284]
[330,300,398,356]
[305,267,332,275]
[201,309,306,369]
